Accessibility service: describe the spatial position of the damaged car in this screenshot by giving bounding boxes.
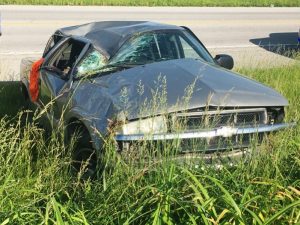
[20,21,295,174]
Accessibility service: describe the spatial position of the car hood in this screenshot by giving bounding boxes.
[93,58,288,120]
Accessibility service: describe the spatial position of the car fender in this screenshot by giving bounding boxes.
[65,107,110,151]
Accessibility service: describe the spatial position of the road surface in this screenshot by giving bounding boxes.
[0,6,299,79]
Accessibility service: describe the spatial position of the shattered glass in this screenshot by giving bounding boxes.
[109,31,214,66]
[109,33,157,65]
[76,50,106,78]
[75,31,215,79]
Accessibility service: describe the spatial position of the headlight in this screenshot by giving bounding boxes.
[116,116,168,135]
[267,107,285,124]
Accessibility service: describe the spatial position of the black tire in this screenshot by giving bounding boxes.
[69,123,99,180]
[73,146,97,180]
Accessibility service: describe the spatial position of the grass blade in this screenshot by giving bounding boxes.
[264,200,300,225]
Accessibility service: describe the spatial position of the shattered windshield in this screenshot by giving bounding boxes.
[109,30,214,65]
[75,49,135,78]
[75,30,215,78]
[75,49,107,78]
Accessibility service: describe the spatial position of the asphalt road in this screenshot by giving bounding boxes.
[0,6,299,79]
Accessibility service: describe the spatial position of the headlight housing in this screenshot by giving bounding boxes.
[267,107,285,124]
[116,116,168,135]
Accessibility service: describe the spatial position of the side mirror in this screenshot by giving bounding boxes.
[215,54,234,70]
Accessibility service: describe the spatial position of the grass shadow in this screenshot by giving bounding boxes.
[249,32,300,59]
[0,81,25,118]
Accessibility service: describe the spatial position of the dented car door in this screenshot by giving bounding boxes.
[39,38,87,119]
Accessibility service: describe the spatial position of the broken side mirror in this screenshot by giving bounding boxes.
[215,54,234,70]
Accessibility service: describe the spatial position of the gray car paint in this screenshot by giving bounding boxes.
[87,58,288,121]
[55,57,289,151]
[20,21,291,151]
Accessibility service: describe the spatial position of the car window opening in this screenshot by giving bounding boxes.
[47,39,85,77]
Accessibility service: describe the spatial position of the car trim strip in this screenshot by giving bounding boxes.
[115,122,296,141]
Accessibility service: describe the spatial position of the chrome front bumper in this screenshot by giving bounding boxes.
[115,122,296,142]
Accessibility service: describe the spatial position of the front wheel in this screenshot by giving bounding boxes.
[72,146,98,180]
[69,124,100,180]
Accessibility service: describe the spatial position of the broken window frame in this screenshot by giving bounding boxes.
[43,33,64,58]
[43,38,87,80]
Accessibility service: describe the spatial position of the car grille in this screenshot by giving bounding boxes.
[119,108,269,154]
[177,133,264,153]
[172,108,268,131]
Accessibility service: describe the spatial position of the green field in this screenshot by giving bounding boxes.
[0,63,299,224]
[2,0,300,6]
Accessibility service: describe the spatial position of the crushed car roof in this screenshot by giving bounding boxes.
[56,21,183,58]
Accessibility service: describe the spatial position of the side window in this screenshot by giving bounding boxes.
[46,39,86,77]
[182,31,215,63]
[179,36,201,59]
[75,49,106,79]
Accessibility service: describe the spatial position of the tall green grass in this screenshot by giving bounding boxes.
[0,63,299,224]
[2,0,300,6]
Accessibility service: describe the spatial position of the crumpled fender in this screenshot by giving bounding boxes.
[29,58,44,102]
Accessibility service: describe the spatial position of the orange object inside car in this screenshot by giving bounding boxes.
[29,58,44,102]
